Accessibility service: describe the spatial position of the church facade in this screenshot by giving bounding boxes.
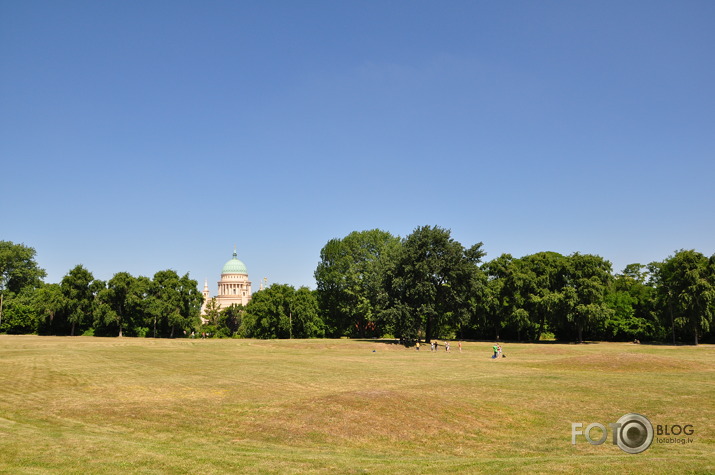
[201,249,253,315]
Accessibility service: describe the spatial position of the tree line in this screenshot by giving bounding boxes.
[315,227,714,345]
[0,240,322,339]
[1,231,714,344]
[0,247,204,338]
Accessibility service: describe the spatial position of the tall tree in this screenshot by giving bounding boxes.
[177,272,203,333]
[653,250,715,345]
[290,287,324,338]
[500,257,535,341]
[96,272,141,337]
[315,229,400,337]
[242,284,324,339]
[130,276,153,336]
[561,253,614,343]
[385,226,485,343]
[0,241,46,328]
[219,303,244,337]
[60,265,96,336]
[149,270,179,337]
[242,284,293,339]
[604,264,661,341]
[34,283,66,334]
[518,252,570,342]
[0,241,46,294]
[149,270,201,338]
[482,254,523,340]
[203,297,222,326]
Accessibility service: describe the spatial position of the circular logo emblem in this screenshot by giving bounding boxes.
[616,413,654,454]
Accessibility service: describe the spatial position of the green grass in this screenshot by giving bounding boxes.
[0,336,712,474]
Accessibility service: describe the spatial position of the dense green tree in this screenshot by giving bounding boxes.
[148,270,179,337]
[291,287,324,338]
[177,273,203,334]
[60,265,97,336]
[129,276,153,337]
[0,241,46,329]
[34,283,66,334]
[149,270,201,338]
[378,302,416,342]
[315,229,400,337]
[484,252,613,343]
[219,303,244,337]
[243,285,291,338]
[559,253,614,342]
[0,241,46,294]
[95,272,150,337]
[518,252,569,341]
[481,254,526,340]
[498,256,537,341]
[0,296,37,334]
[203,297,222,326]
[242,284,323,339]
[652,250,715,345]
[384,226,485,342]
[603,264,661,341]
[481,255,508,340]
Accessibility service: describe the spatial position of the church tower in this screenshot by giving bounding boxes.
[200,279,210,315]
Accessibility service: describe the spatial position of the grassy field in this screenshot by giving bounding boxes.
[0,336,712,474]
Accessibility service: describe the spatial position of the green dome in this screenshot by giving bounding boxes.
[222,250,248,275]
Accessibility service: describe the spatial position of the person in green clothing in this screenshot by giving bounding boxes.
[492,343,499,359]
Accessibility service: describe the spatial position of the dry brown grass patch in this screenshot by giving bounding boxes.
[546,352,712,372]
[1,336,713,473]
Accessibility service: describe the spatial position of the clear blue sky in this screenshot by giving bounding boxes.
[2,0,714,291]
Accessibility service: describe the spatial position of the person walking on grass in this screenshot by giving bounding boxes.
[458,341,462,353]
[492,343,499,359]
[416,341,420,351]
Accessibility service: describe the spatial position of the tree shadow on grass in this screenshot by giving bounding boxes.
[357,338,704,347]
[355,338,403,346]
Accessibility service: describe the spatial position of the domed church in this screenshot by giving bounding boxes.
[201,249,253,315]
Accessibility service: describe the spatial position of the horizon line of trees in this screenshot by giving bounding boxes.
[1,232,714,344]
[315,228,714,345]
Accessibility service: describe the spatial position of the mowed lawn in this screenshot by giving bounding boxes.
[0,336,712,474]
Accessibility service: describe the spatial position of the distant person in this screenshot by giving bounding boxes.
[445,341,450,352]
[492,343,499,359]
[416,341,420,351]
[458,341,462,353]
